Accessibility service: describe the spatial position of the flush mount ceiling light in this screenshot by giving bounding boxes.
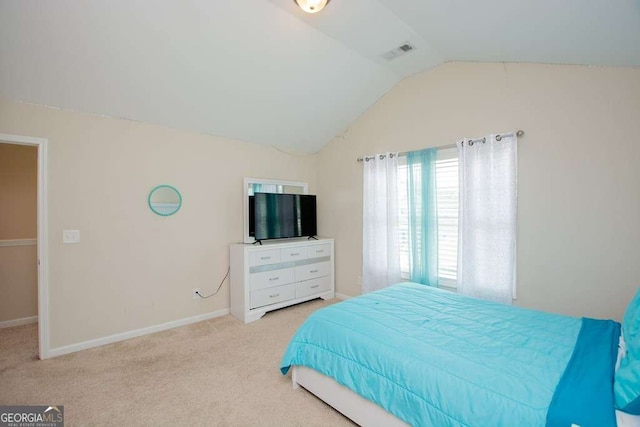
[294,0,331,14]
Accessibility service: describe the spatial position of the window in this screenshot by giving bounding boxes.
[398,147,459,289]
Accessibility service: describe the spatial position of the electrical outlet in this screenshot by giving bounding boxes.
[192,288,201,300]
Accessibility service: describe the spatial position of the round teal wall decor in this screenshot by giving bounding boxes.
[148,185,182,216]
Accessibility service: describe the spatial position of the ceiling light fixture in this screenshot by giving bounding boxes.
[294,0,331,14]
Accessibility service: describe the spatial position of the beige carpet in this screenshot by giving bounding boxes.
[0,299,355,426]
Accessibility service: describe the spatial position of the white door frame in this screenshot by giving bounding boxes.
[0,133,50,359]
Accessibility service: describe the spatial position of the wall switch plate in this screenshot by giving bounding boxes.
[192,288,201,300]
[63,229,80,244]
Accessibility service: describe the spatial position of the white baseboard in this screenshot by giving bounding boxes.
[0,315,38,329]
[47,308,230,358]
[335,292,353,301]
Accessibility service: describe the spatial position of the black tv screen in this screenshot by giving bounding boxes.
[250,193,317,241]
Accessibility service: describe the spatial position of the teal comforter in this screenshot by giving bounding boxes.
[281,282,619,426]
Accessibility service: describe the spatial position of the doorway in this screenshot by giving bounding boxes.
[0,133,49,359]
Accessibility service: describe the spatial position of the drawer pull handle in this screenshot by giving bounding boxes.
[269,293,280,298]
[310,285,319,289]
[260,256,271,260]
[310,269,319,273]
[316,250,323,253]
[269,277,279,281]
[291,252,299,256]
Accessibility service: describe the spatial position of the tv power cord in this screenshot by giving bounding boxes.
[195,266,230,299]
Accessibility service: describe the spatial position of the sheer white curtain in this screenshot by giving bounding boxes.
[457,134,517,304]
[363,153,401,293]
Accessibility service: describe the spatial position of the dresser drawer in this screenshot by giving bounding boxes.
[281,246,308,262]
[249,249,281,267]
[296,277,331,299]
[250,284,295,309]
[307,243,331,259]
[249,268,295,291]
[295,261,331,282]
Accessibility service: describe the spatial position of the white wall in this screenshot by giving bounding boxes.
[0,97,317,349]
[318,62,640,321]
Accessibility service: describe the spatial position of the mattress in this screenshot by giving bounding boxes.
[281,282,620,426]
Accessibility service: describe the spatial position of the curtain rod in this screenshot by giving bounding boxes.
[356,130,524,163]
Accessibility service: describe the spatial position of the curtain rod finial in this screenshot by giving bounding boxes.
[516,130,524,138]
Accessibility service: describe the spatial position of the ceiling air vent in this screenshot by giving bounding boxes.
[381,43,415,61]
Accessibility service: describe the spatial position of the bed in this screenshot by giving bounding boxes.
[281,282,640,427]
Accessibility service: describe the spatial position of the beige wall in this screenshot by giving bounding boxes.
[318,62,640,321]
[0,97,317,348]
[0,245,38,322]
[0,144,37,238]
[1,61,637,348]
[0,143,38,323]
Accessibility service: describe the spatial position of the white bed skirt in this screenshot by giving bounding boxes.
[292,365,407,427]
[291,366,640,427]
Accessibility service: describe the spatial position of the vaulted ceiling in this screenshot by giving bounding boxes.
[1,1,639,153]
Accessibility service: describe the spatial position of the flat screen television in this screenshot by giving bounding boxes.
[249,193,317,242]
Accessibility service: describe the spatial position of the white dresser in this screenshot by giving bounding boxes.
[230,238,334,323]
